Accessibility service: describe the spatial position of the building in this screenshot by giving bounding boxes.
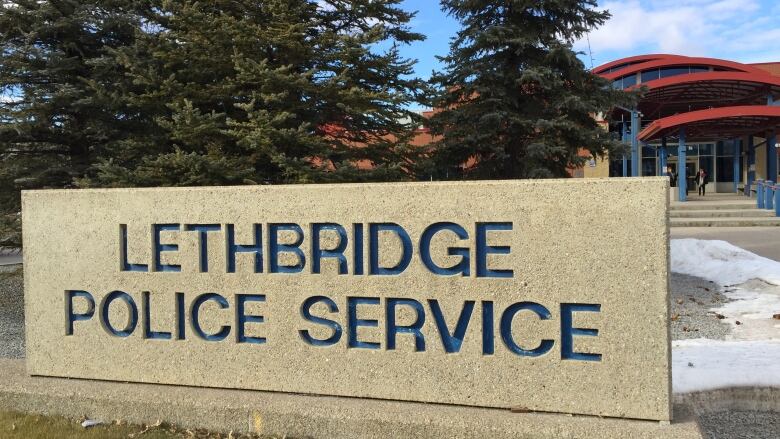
[585,54,780,201]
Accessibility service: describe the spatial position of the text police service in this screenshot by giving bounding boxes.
[64,222,601,361]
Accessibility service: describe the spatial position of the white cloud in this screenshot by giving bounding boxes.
[576,0,780,65]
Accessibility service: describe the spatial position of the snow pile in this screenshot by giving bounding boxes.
[670,239,780,393]
[673,339,780,393]
[670,239,780,286]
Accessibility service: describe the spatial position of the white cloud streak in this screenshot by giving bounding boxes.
[576,0,780,66]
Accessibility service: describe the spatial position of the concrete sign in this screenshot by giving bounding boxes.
[22,179,671,421]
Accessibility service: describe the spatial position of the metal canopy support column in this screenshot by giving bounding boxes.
[748,135,756,196]
[631,110,640,177]
[678,128,687,202]
[734,138,741,194]
[621,123,628,177]
[768,130,778,182]
[659,137,668,177]
[768,95,777,187]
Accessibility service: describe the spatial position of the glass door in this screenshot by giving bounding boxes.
[685,160,697,194]
[666,157,698,190]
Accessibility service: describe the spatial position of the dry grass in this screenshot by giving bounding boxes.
[0,411,266,439]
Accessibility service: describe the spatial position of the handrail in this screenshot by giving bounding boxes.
[758,181,780,217]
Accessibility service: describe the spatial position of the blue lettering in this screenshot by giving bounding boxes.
[226,224,263,273]
[236,294,266,344]
[368,223,412,276]
[269,223,306,273]
[100,290,138,338]
[475,222,513,278]
[420,222,470,276]
[482,301,495,355]
[153,224,181,272]
[429,299,474,353]
[386,298,426,351]
[299,296,343,346]
[353,223,364,275]
[185,224,221,272]
[190,293,231,341]
[561,303,602,362]
[176,292,186,340]
[311,223,348,274]
[142,291,172,340]
[65,290,95,335]
[119,224,148,272]
[347,297,380,349]
[500,302,554,357]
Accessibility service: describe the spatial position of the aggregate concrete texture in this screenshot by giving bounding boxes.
[0,359,702,439]
[22,179,671,420]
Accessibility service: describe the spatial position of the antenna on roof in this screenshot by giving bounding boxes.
[586,33,595,69]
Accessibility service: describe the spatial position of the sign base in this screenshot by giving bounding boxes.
[0,359,701,438]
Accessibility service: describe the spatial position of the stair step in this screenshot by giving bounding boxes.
[670,217,780,227]
[670,209,776,218]
[670,201,757,211]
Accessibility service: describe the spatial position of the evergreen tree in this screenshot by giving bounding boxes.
[428,0,637,179]
[0,1,426,246]
[86,0,427,187]
[0,0,139,246]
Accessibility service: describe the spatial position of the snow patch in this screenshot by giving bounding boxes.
[673,338,780,393]
[671,240,780,393]
[670,238,780,286]
[713,286,780,341]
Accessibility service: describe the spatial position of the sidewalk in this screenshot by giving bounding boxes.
[0,248,21,266]
[670,227,780,262]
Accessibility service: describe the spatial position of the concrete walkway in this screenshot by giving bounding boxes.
[671,227,780,262]
[0,248,21,266]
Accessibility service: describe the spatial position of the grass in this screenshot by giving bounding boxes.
[0,411,263,438]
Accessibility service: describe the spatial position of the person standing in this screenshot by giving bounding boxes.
[696,169,709,196]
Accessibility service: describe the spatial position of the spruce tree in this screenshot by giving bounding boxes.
[86,0,427,187]
[1,1,426,246]
[428,0,637,179]
[0,0,139,246]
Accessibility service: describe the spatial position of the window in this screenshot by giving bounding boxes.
[607,63,633,74]
[659,67,689,78]
[641,69,660,83]
[699,156,714,179]
[715,141,743,182]
[642,158,656,176]
[716,157,733,182]
[717,140,736,156]
[698,144,713,156]
[689,66,709,73]
[621,74,637,89]
[609,159,631,177]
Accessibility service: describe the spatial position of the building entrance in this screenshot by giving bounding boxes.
[668,158,697,191]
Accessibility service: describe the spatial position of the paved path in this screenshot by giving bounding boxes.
[0,248,21,266]
[671,227,780,262]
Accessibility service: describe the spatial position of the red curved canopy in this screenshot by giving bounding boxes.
[638,106,780,142]
[592,54,668,74]
[627,71,780,119]
[600,55,765,81]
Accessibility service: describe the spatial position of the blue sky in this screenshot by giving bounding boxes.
[400,0,780,77]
